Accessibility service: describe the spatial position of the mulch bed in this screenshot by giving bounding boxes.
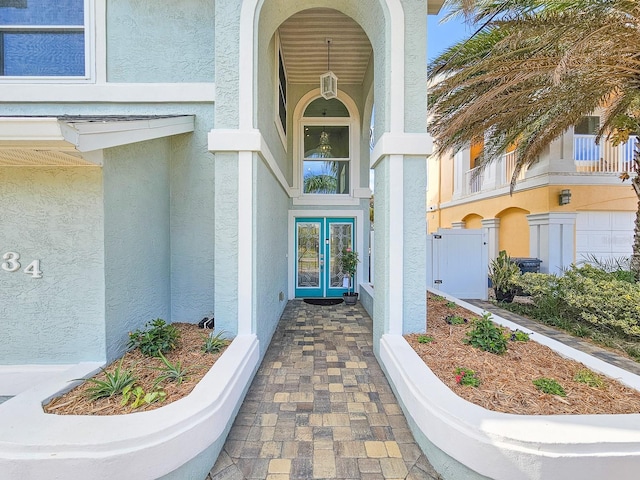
[405,294,640,415]
[44,323,227,416]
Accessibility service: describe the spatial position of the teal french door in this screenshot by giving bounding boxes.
[295,217,355,298]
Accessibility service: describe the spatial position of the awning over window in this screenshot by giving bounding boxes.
[0,115,195,166]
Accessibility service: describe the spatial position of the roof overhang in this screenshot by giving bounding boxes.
[427,0,446,15]
[0,115,195,167]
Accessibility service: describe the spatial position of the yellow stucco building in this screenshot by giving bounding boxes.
[428,114,637,274]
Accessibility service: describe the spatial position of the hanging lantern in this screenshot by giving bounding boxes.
[320,39,338,99]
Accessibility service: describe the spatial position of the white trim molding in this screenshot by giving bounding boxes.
[0,83,215,103]
[371,132,433,168]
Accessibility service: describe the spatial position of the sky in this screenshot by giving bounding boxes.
[427,8,470,61]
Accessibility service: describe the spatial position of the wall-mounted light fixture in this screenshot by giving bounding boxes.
[559,189,572,206]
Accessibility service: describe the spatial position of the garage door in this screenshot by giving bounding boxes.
[576,212,634,263]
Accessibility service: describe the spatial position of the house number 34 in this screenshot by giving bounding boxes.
[1,252,43,279]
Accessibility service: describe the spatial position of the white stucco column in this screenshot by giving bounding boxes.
[528,212,577,274]
[451,221,466,229]
[481,218,500,261]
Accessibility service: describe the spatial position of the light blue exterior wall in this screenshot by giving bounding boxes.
[0,103,215,364]
[255,158,289,353]
[107,0,215,83]
[403,156,427,333]
[103,140,172,362]
[0,167,105,364]
[169,111,216,324]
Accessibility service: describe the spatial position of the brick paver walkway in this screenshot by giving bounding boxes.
[207,300,441,480]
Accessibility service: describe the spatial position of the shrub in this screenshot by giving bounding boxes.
[455,367,480,387]
[573,369,605,388]
[128,318,180,357]
[464,313,508,355]
[82,359,137,401]
[510,329,530,342]
[202,330,229,354]
[152,351,193,386]
[517,265,640,340]
[533,377,566,397]
[489,250,521,296]
[417,335,434,344]
[445,314,467,325]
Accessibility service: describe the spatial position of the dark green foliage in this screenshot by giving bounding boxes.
[446,301,457,309]
[128,318,180,357]
[464,313,508,355]
[533,377,566,397]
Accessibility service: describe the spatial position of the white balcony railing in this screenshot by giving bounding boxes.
[574,134,637,173]
[463,151,527,196]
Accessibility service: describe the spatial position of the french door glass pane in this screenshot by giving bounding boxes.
[297,223,320,288]
[329,223,352,288]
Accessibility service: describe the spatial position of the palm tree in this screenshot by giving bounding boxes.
[428,0,640,277]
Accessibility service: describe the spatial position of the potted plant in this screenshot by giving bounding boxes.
[489,250,521,303]
[341,248,360,305]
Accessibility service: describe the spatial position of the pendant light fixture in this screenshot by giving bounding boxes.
[320,38,338,99]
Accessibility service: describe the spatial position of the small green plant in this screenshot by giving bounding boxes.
[446,301,457,309]
[445,314,467,325]
[533,377,566,396]
[152,351,193,386]
[202,330,229,354]
[121,385,167,409]
[573,369,605,388]
[432,294,445,301]
[82,359,137,401]
[455,368,480,387]
[464,313,508,355]
[489,250,521,302]
[510,329,530,342]
[417,335,434,344]
[128,318,180,357]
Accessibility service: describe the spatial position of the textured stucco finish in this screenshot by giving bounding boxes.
[403,156,427,333]
[103,140,171,362]
[0,168,105,364]
[0,103,215,363]
[214,0,242,128]
[107,0,215,83]
[255,157,289,353]
[214,152,240,336]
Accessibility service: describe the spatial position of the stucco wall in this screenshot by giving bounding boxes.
[106,0,215,83]
[103,140,172,361]
[403,156,427,333]
[0,167,105,364]
[255,158,289,353]
[403,0,428,132]
[169,110,216,324]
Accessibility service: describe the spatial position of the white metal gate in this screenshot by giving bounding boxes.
[427,228,488,300]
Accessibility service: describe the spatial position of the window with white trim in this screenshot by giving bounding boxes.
[301,98,351,195]
[0,0,88,77]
